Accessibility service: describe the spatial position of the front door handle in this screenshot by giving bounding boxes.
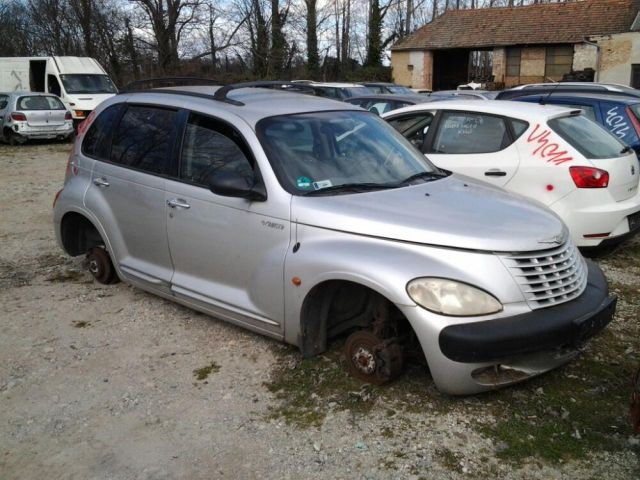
[167,198,191,209]
[484,169,507,177]
[93,177,110,187]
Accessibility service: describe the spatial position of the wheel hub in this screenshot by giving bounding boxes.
[352,346,376,375]
[88,259,99,274]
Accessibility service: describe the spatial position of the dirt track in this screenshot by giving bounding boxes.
[1,142,639,479]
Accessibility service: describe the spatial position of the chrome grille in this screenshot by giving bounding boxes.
[499,241,587,310]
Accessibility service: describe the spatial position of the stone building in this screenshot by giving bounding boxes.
[390,0,640,90]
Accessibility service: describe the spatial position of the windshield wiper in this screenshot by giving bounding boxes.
[396,170,449,185]
[302,182,399,196]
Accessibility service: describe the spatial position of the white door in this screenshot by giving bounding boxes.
[424,110,523,186]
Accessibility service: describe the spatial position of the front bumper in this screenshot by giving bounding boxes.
[400,260,615,395]
[439,261,615,363]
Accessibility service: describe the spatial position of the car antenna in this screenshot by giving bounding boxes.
[540,79,562,106]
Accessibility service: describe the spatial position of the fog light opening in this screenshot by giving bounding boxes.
[471,364,532,387]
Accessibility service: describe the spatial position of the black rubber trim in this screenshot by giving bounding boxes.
[438,260,616,363]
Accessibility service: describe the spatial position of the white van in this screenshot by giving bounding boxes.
[0,56,117,124]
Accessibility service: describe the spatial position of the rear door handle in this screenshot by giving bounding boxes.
[167,198,191,209]
[484,169,507,177]
[93,177,110,187]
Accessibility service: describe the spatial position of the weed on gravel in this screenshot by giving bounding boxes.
[193,362,221,381]
[265,247,640,466]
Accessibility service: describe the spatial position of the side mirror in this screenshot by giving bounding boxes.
[208,170,267,201]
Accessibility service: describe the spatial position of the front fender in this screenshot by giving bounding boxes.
[282,224,521,347]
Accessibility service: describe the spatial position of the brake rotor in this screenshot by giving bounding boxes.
[344,330,403,385]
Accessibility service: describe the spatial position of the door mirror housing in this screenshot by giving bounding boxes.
[208,171,267,201]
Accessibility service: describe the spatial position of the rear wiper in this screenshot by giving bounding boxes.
[396,170,449,185]
[302,182,398,196]
[620,145,633,154]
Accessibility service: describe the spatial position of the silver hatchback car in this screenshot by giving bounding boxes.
[53,82,616,395]
[0,91,74,144]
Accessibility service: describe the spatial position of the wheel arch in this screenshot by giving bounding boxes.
[59,211,106,256]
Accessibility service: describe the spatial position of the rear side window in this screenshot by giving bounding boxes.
[548,114,626,159]
[180,114,254,187]
[110,106,178,175]
[17,95,64,110]
[82,105,122,160]
[510,119,529,138]
[432,112,509,154]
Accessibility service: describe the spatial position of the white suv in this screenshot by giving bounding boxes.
[53,82,616,395]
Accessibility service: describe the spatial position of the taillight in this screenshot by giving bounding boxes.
[569,166,609,188]
[65,111,72,120]
[11,112,26,121]
[626,106,640,137]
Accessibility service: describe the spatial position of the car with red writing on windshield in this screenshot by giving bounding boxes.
[383,100,640,248]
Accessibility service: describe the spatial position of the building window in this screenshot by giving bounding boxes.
[506,48,521,77]
[545,45,574,78]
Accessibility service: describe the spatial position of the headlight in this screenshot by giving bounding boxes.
[406,278,502,316]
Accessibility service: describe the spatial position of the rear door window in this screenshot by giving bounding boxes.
[110,105,178,175]
[548,114,627,159]
[431,112,510,154]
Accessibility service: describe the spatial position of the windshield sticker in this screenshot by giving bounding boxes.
[605,107,631,140]
[313,179,333,190]
[526,124,573,165]
[296,176,313,190]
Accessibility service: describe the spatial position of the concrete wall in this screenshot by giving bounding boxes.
[493,47,506,84]
[573,43,598,71]
[391,50,433,89]
[594,32,640,86]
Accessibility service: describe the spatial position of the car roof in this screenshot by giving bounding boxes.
[510,82,635,91]
[309,82,366,88]
[515,92,640,105]
[347,94,435,103]
[381,99,577,121]
[115,86,363,126]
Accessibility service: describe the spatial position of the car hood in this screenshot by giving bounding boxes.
[291,175,566,252]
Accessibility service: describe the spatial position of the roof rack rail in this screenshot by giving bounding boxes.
[213,81,316,106]
[120,77,219,93]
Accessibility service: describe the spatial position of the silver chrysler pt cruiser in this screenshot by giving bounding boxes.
[53,82,616,395]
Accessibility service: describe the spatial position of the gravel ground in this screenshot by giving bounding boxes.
[1,142,639,480]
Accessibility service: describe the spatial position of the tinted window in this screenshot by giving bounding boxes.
[110,106,177,175]
[510,119,529,138]
[432,112,509,154]
[548,114,626,160]
[0,95,8,110]
[17,95,64,110]
[387,113,434,149]
[180,114,254,187]
[82,104,123,160]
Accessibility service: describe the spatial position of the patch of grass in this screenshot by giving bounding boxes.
[47,269,86,283]
[72,320,90,328]
[478,328,640,462]
[434,446,463,473]
[264,342,454,429]
[193,362,220,381]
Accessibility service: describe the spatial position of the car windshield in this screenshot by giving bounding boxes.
[60,74,118,94]
[548,114,628,159]
[17,95,65,110]
[387,86,413,94]
[257,111,444,195]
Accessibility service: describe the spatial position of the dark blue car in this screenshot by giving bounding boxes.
[514,93,640,158]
